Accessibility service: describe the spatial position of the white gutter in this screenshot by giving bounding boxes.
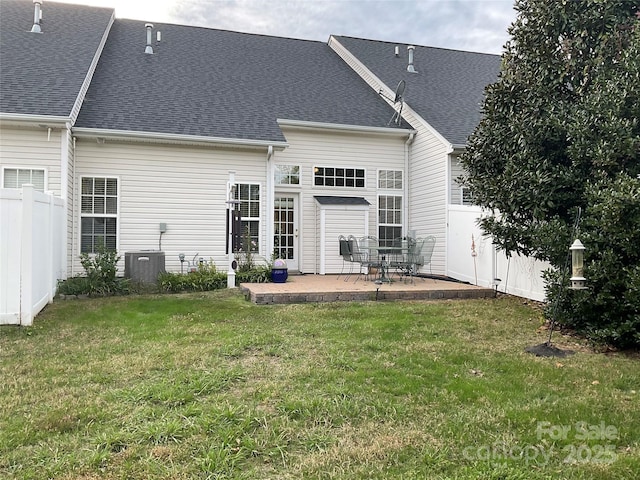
[277,118,415,137]
[72,127,289,150]
[0,113,69,126]
[265,145,274,262]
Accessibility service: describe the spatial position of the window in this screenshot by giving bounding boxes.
[378,195,402,247]
[3,168,45,191]
[275,165,300,185]
[378,170,403,190]
[461,187,474,206]
[234,183,260,252]
[80,177,118,253]
[314,166,365,188]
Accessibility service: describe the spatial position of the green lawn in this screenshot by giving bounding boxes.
[1,291,638,479]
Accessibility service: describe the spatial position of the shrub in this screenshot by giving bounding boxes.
[57,244,130,297]
[545,174,640,348]
[158,260,227,293]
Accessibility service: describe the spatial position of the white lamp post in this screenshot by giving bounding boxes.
[569,239,587,290]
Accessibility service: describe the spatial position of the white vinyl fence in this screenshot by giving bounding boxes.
[447,205,550,302]
[0,185,65,326]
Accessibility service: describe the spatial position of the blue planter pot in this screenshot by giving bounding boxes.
[271,268,288,283]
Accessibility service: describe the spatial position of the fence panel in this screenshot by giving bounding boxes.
[0,185,65,326]
[447,205,550,302]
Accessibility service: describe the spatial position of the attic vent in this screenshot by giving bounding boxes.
[407,45,417,73]
[144,23,154,54]
[30,0,43,33]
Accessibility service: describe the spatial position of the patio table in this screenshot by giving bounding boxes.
[361,245,408,283]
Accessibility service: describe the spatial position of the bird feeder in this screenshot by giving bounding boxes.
[569,239,587,290]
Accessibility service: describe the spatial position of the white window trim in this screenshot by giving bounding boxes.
[2,166,48,192]
[377,168,403,191]
[313,165,367,188]
[377,193,404,244]
[78,175,121,254]
[234,181,262,255]
[274,164,302,187]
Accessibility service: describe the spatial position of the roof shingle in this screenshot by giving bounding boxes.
[0,0,114,117]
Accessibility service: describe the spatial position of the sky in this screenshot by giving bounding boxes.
[56,0,518,55]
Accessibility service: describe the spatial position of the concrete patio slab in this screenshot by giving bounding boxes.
[240,274,495,304]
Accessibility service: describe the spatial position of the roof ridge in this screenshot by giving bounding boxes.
[333,35,501,57]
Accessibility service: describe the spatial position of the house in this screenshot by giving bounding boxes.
[1,0,500,283]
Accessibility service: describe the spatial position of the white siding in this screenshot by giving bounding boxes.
[0,125,63,195]
[318,204,369,274]
[277,126,406,274]
[73,140,268,275]
[449,155,465,206]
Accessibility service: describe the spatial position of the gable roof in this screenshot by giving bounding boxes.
[75,20,407,143]
[0,0,114,119]
[333,36,501,146]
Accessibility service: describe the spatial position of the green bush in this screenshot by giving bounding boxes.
[57,244,131,297]
[158,261,227,293]
[546,174,640,348]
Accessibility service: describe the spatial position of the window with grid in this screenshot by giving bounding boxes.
[234,183,260,252]
[378,195,403,247]
[313,167,365,187]
[461,187,474,206]
[378,169,403,189]
[275,165,300,185]
[80,177,118,253]
[3,168,45,192]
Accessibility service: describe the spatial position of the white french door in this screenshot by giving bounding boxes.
[273,194,298,271]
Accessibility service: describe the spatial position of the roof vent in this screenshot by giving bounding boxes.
[394,46,399,57]
[30,0,43,33]
[144,23,154,54]
[407,45,417,73]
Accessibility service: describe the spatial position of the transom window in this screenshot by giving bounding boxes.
[378,195,403,247]
[275,165,300,185]
[3,168,45,192]
[314,166,365,188]
[80,177,118,253]
[378,170,403,190]
[234,183,260,252]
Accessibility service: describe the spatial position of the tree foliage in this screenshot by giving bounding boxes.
[460,0,640,347]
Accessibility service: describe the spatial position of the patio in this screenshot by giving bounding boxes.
[240,274,495,304]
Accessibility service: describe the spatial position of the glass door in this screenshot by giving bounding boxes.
[273,194,298,270]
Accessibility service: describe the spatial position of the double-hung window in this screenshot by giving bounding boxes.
[234,183,260,252]
[378,170,403,246]
[80,177,118,253]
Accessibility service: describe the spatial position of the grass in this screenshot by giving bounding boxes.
[0,291,638,479]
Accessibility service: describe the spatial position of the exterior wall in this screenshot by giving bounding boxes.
[406,129,449,275]
[316,203,369,274]
[449,155,465,206]
[277,126,407,274]
[73,139,269,276]
[0,125,63,195]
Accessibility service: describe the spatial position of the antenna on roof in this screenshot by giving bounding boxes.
[379,80,406,126]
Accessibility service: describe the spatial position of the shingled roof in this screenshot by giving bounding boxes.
[0,0,114,118]
[75,20,406,143]
[333,36,501,146]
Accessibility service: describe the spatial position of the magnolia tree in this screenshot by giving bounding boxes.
[460,0,640,347]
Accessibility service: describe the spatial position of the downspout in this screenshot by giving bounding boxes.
[70,136,77,277]
[265,145,274,261]
[404,132,415,235]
